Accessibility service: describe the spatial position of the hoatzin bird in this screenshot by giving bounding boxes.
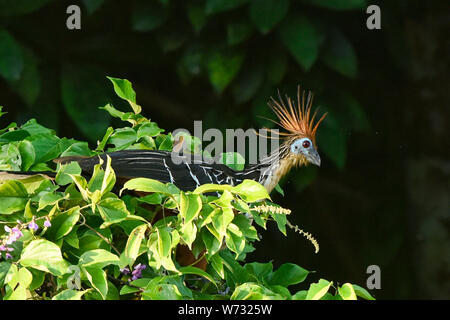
[0,86,326,192]
[0,86,326,269]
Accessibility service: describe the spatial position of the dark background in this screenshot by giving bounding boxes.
[0,0,448,299]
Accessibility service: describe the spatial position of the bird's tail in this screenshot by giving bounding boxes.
[0,170,57,182]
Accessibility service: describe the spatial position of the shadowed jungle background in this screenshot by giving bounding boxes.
[0,0,448,299]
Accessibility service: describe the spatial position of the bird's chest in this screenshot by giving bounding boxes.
[261,158,293,193]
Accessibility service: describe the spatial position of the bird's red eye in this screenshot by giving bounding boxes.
[302,140,311,148]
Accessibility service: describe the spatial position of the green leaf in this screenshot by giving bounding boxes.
[193,184,232,195]
[25,133,61,163]
[106,77,141,114]
[52,289,92,300]
[179,266,217,286]
[231,282,283,300]
[18,140,35,171]
[303,0,367,10]
[96,126,114,151]
[201,228,222,256]
[51,207,81,240]
[266,263,309,287]
[338,283,357,300]
[122,178,180,196]
[232,214,258,240]
[156,134,173,151]
[274,183,285,196]
[249,0,289,34]
[0,180,28,214]
[187,3,207,33]
[279,15,325,71]
[225,223,246,256]
[321,29,358,78]
[83,266,108,300]
[0,261,11,286]
[221,152,245,171]
[292,290,307,300]
[143,283,183,300]
[64,226,80,249]
[244,262,273,283]
[219,250,250,285]
[232,179,270,202]
[28,267,45,291]
[211,207,235,242]
[306,279,332,300]
[0,143,21,170]
[108,127,137,150]
[137,122,163,138]
[79,249,120,269]
[120,285,140,295]
[56,161,82,186]
[205,0,249,14]
[61,64,111,140]
[179,192,202,224]
[37,192,64,211]
[6,267,33,300]
[20,119,53,136]
[97,198,129,227]
[352,284,376,300]
[131,0,168,32]
[60,142,95,157]
[20,239,69,276]
[227,20,254,46]
[180,221,197,249]
[207,49,245,93]
[209,254,225,279]
[270,211,287,235]
[157,227,172,258]
[123,224,148,267]
[0,106,6,118]
[0,28,23,81]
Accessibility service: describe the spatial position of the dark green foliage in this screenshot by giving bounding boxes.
[0,0,368,171]
[0,81,374,300]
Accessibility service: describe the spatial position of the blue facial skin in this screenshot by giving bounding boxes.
[290,137,321,167]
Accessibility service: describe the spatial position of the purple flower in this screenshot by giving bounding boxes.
[130,263,147,281]
[131,271,142,281]
[28,221,38,232]
[4,226,11,233]
[44,219,51,228]
[120,267,130,275]
[0,245,6,251]
[11,227,23,239]
[5,235,16,245]
[5,253,12,260]
[134,263,146,272]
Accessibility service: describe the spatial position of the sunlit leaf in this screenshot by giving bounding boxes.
[20,239,69,276]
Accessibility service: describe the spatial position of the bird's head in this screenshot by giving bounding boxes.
[267,86,327,168]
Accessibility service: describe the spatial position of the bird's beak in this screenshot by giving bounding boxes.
[308,148,321,167]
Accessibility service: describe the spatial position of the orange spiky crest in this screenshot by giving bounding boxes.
[266,86,327,145]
